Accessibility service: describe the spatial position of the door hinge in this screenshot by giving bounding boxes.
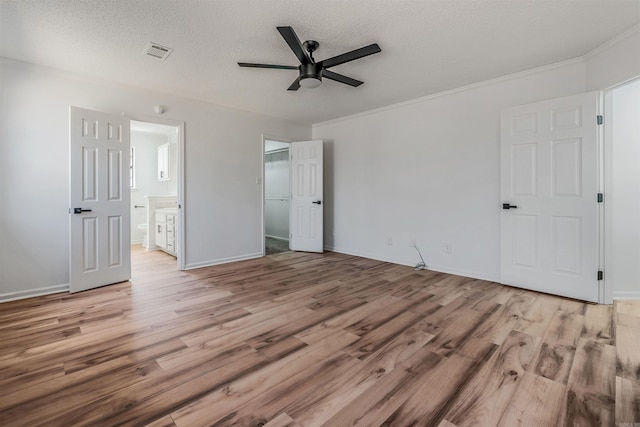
[597,270,604,280]
[597,193,603,203]
[597,115,603,125]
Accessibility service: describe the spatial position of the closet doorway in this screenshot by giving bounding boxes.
[263,139,291,255]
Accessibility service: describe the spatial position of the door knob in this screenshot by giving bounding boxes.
[73,208,93,214]
[502,203,518,210]
[312,200,322,205]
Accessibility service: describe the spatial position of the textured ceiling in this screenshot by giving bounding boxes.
[1,0,638,125]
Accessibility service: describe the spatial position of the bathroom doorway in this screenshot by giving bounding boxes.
[264,139,291,255]
[130,119,184,269]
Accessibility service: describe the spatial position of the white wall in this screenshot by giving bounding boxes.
[313,61,587,281]
[605,79,640,300]
[264,149,290,240]
[0,58,310,299]
[130,131,172,244]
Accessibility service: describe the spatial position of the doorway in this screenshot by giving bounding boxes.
[603,77,640,302]
[264,139,291,255]
[130,120,184,269]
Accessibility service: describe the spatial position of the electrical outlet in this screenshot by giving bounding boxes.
[386,236,393,245]
[410,239,416,247]
[444,242,452,254]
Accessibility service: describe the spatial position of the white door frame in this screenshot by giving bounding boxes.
[130,114,186,270]
[261,134,292,256]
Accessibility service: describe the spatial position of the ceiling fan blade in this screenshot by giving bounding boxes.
[238,62,298,70]
[277,26,311,64]
[322,70,363,87]
[287,77,301,91]
[320,43,381,69]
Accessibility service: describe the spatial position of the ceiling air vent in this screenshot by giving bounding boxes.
[144,42,173,60]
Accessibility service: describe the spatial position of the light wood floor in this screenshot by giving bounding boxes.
[0,246,638,426]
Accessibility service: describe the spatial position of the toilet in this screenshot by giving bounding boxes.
[137,223,148,248]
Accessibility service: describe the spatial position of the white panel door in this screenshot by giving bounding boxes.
[69,106,131,293]
[289,140,323,253]
[500,92,601,302]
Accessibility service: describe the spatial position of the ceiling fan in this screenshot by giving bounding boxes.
[238,26,381,90]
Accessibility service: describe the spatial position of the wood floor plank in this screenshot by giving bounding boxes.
[530,310,585,384]
[582,303,615,345]
[616,311,640,382]
[319,348,444,427]
[170,329,360,427]
[513,293,560,338]
[344,310,426,360]
[210,352,361,426]
[143,414,178,427]
[293,296,392,344]
[0,246,635,426]
[615,299,640,316]
[286,329,436,426]
[263,412,302,427]
[0,358,165,425]
[616,376,640,424]
[381,350,494,426]
[49,345,268,426]
[180,304,315,348]
[497,372,566,426]
[557,338,616,426]
[422,301,501,357]
[443,330,540,427]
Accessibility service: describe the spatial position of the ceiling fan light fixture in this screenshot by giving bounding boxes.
[300,76,322,88]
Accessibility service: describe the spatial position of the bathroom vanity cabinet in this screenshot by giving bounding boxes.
[155,208,177,256]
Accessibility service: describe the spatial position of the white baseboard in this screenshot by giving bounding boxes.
[184,252,264,270]
[265,235,289,242]
[0,283,69,303]
[612,291,640,300]
[131,239,143,244]
[324,245,500,283]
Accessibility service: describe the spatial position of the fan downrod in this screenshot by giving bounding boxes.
[303,40,319,60]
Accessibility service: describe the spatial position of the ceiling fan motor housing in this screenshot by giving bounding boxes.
[300,62,322,86]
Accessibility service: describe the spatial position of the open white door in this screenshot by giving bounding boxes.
[289,140,323,253]
[69,106,131,293]
[500,92,601,302]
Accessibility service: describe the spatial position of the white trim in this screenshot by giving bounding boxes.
[265,235,289,242]
[603,88,614,305]
[313,57,584,128]
[583,24,640,60]
[324,245,500,283]
[596,90,605,304]
[0,284,69,303]
[612,291,640,301]
[176,121,186,270]
[131,238,143,244]
[184,252,263,270]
